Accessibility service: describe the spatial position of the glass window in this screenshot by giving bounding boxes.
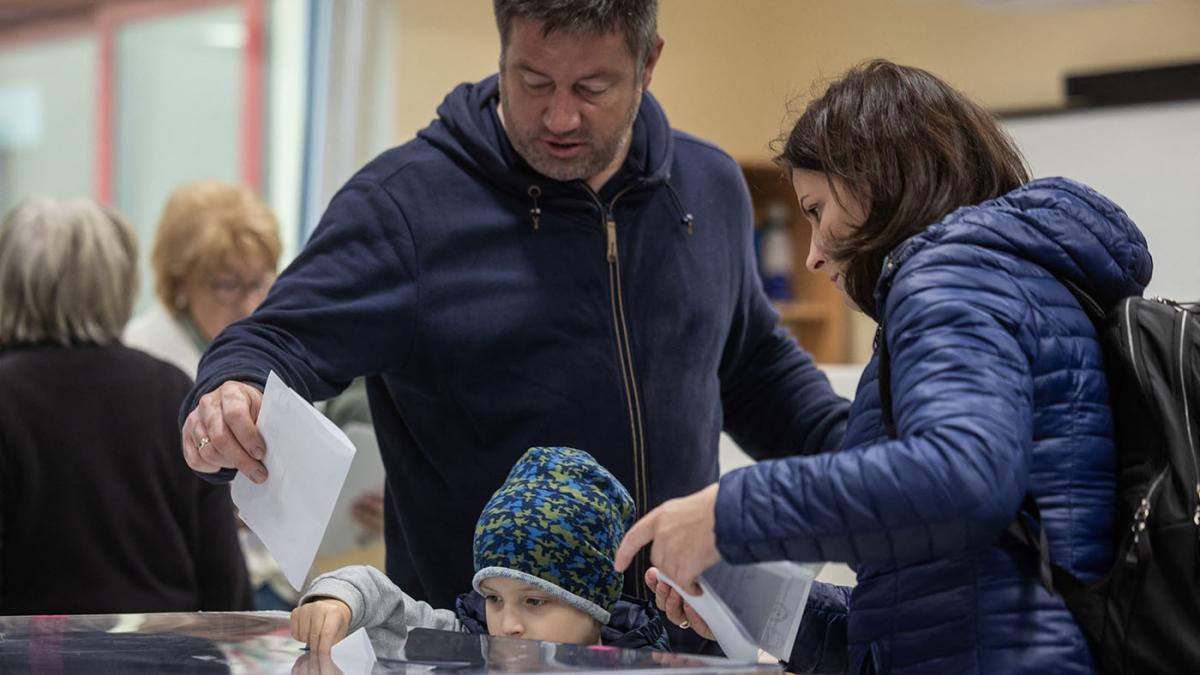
[0,35,96,217]
[114,3,246,311]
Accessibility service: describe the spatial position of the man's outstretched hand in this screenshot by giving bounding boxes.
[182,380,268,483]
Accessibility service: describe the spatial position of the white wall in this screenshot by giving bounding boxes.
[719,364,864,588]
[1003,101,1200,301]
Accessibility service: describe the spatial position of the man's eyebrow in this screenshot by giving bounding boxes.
[514,63,621,82]
[514,64,550,79]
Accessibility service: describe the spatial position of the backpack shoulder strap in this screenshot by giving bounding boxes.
[876,324,898,440]
[1005,496,1108,643]
[1006,494,1056,591]
[1058,276,1106,323]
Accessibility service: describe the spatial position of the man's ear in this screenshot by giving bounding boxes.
[640,36,665,91]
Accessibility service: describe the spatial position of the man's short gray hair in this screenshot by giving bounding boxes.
[494,0,658,70]
[0,197,138,347]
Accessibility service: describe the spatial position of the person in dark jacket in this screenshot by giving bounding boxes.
[177,0,848,625]
[290,447,667,654]
[0,197,252,615]
[618,60,1152,674]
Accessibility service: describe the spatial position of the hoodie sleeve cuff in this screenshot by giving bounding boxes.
[302,575,369,634]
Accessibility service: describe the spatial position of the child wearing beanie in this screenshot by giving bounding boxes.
[290,446,667,654]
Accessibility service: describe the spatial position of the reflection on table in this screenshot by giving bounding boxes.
[0,612,781,674]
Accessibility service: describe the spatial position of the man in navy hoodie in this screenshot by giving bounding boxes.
[180,0,847,629]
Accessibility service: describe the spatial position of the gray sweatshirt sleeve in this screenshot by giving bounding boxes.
[301,565,465,651]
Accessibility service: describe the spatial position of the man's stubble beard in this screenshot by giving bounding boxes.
[499,86,641,184]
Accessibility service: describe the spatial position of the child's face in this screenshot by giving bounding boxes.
[478,576,602,645]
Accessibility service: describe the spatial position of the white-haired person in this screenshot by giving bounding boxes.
[0,197,251,614]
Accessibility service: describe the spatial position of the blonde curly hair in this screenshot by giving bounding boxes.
[151,180,281,314]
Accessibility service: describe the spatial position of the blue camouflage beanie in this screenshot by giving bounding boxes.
[472,447,635,625]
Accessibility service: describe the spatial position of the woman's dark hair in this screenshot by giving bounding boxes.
[776,59,1030,318]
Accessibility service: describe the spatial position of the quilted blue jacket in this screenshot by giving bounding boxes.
[715,178,1153,674]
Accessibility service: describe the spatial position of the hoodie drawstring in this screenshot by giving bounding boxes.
[527,185,542,231]
[664,180,694,235]
[526,181,694,236]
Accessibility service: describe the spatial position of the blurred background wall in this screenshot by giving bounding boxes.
[392,0,1200,152]
[2,0,1198,360]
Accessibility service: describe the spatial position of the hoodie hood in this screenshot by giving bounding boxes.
[417,74,675,203]
[877,177,1153,309]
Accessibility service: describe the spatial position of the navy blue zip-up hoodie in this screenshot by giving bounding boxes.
[186,75,848,608]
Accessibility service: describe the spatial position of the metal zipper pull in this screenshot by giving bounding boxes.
[1132,466,1171,548]
[606,217,617,262]
[1132,496,1151,537]
[527,185,542,231]
[1128,493,1152,567]
[1194,485,1200,526]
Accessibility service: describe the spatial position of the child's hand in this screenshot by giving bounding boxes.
[290,597,352,654]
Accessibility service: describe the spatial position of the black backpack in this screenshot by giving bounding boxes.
[878,282,1200,674]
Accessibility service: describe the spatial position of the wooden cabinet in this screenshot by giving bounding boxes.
[741,161,850,363]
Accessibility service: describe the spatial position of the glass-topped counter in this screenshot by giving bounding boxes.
[0,612,781,675]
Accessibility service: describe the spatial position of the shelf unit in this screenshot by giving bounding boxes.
[741,162,850,364]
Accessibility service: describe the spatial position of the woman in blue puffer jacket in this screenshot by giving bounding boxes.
[615,60,1152,674]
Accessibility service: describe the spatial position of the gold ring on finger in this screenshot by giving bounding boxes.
[197,436,212,453]
[679,620,690,630]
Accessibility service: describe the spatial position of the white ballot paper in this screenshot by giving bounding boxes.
[331,628,377,674]
[232,371,356,591]
[317,422,384,557]
[657,560,821,663]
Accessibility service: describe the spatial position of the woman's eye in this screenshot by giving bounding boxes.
[525,597,547,607]
[485,595,501,604]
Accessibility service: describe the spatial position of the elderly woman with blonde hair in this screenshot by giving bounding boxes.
[124,180,282,379]
[125,180,384,611]
[0,197,251,614]
[124,181,299,610]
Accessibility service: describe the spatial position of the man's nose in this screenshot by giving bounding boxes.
[543,89,581,136]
